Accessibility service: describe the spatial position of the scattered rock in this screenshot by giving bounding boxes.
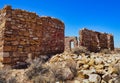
[0,51,120,83]
[82,79,89,83]
[102,74,112,82]
[88,74,101,83]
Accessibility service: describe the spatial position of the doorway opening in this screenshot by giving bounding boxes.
[70,41,74,50]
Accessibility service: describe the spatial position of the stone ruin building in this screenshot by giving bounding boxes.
[65,28,114,52]
[0,5,115,64]
[65,37,78,51]
[0,6,65,64]
[80,28,114,52]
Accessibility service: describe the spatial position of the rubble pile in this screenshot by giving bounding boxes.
[0,51,120,83]
[47,51,120,83]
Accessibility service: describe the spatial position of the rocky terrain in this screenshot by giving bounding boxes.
[0,48,120,83]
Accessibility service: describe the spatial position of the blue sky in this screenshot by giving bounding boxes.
[0,0,120,47]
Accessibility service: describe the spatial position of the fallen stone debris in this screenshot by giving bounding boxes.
[0,50,120,83]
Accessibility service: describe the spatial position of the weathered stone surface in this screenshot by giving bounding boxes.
[0,5,65,64]
[88,74,101,83]
[102,74,112,82]
[79,28,114,52]
[47,51,120,82]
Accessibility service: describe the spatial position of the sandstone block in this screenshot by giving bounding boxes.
[88,74,101,83]
[4,46,11,51]
[3,57,11,63]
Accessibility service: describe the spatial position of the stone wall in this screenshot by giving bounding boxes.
[65,37,78,51]
[0,6,65,64]
[0,8,7,61]
[79,28,114,52]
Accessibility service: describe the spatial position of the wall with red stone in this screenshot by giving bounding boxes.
[65,36,78,51]
[79,28,114,52]
[0,6,65,64]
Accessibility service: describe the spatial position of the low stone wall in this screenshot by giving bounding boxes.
[0,5,65,64]
[79,28,114,52]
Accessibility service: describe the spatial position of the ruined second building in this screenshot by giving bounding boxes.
[65,28,114,52]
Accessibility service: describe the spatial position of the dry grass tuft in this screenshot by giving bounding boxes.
[71,46,90,55]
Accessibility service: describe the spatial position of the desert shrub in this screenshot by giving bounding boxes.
[32,75,55,83]
[72,46,90,55]
[26,65,55,83]
[26,60,47,79]
[33,76,45,83]
[100,49,111,54]
[48,60,77,81]
[26,55,77,82]
[26,54,51,65]
[7,77,17,83]
[0,70,7,83]
[0,64,13,83]
[0,78,6,83]
[25,58,55,83]
[54,68,66,81]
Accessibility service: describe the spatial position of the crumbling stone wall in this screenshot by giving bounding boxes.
[79,28,114,52]
[0,6,65,64]
[65,37,78,51]
[0,8,6,61]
